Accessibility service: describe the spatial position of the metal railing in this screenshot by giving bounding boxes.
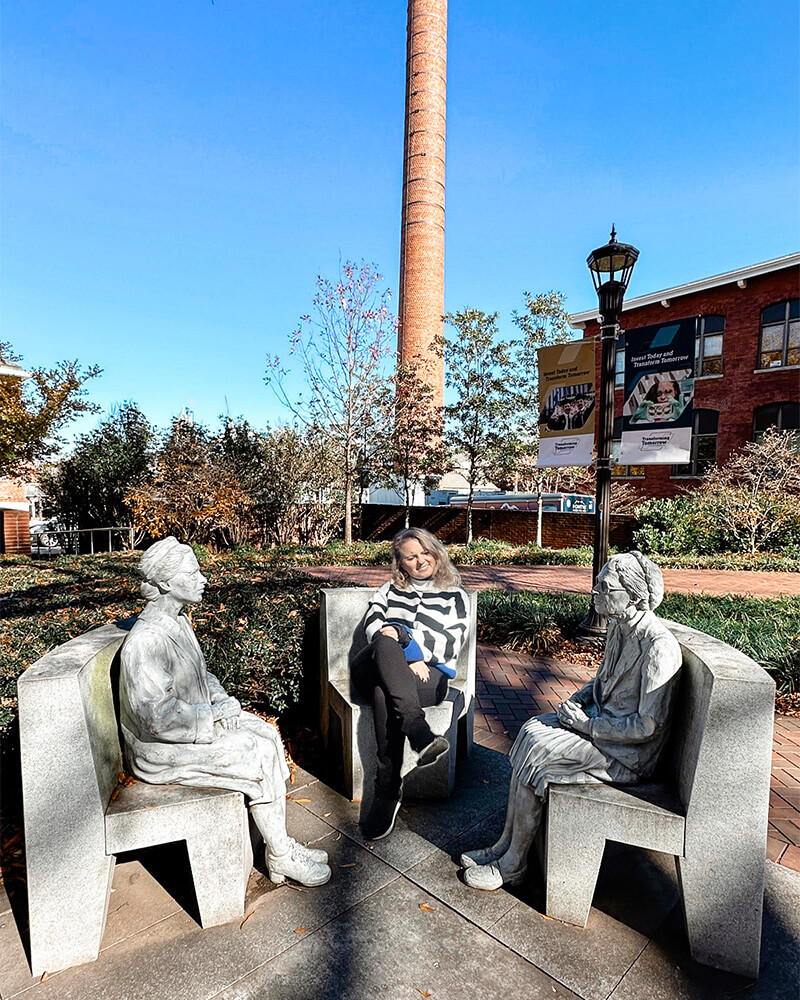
[31,526,135,556]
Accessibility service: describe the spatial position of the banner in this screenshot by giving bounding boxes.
[537,340,596,467]
[618,319,695,465]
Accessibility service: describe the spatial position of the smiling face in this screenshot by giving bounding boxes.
[591,564,633,620]
[397,538,437,580]
[165,549,208,605]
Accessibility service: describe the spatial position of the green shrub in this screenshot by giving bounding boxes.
[633,497,729,555]
[476,590,588,651]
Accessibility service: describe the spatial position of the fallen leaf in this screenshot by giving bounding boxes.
[294,927,307,934]
[291,798,311,803]
[419,903,434,913]
[322,812,332,818]
[239,910,255,929]
[417,990,430,998]
[339,863,357,868]
[110,787,120,801]
[40,972,49,983]
[482,779,490,785]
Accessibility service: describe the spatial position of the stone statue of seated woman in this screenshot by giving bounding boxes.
[461,551,682,890]
[120,536,331,887]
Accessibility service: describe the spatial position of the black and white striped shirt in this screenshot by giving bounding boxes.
[364,579,470,667]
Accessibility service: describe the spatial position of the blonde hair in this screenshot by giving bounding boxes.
[390,528,462,589]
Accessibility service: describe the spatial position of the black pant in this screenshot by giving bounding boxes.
[351,633,448,797]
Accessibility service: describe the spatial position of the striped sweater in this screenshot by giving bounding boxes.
[363,579,470,668]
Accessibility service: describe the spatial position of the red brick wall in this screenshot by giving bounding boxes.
[1,509,31,555]
[358,504,634,550]
[397,0,447,408]
[582,263,800,499]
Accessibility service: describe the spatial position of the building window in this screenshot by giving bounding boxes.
[696,316,724,375]
[611,417,645,478]
[672,409,718,477]
[753,402,800,439]
[614,334,625,389]
[759,299,800,369]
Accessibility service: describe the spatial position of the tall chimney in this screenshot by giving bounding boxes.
[397,0,447,409]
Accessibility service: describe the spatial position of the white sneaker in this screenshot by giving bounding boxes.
[289,837,328,865]
[463,862,527,891]
[460,846,502,870]
[268,842,331,886]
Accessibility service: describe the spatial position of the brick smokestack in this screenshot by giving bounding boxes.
[398,0,447,409]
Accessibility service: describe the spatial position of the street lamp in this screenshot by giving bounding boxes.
[577,227,639,642]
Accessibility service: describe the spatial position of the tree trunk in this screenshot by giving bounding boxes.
[344,474,353,544]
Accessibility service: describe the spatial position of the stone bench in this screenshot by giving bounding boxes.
[319,587,477,804]
[543,619,774,979]
[18,622,252,976]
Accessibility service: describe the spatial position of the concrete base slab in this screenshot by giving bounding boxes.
[215,876,581,1000]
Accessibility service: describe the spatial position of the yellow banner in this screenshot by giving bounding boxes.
[537,340,596,467]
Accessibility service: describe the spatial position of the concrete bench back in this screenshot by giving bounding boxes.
[664,619,774,848]
[544,618,774,979]
[18,620,251,976]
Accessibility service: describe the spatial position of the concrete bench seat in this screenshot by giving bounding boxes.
[319,587,477,804]
[18,622,252,977]
[543,619,775,979]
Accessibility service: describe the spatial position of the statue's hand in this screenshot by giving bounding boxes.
[557,700,590,735]
[212,695,241,722]
[219,715,240,730]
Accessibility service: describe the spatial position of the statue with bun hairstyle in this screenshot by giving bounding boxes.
[120,537,332,887]
[461,551,682,891]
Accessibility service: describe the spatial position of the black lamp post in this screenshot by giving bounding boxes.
[577,227,639,642]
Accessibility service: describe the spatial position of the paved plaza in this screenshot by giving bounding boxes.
[1,563,798,998]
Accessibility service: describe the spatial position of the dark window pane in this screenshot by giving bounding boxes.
[672,463,693,476]
[790,299,800,319]
[696,437,717,461]
[613,416,623,439]
[762,302,787,324]
[754,403,780,432]
[703,315,725,332]
[782,403,800,430]
[695,409,718,434]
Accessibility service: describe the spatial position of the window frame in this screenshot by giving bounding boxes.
[752,401,800,439]
[671,409,719,478]
[758,299,800,370]
[695,315,724,377]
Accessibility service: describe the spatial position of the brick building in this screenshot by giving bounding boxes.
[0,478,32,554]
[569,252,800,499]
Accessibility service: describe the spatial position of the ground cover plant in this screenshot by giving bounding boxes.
[0,552,326,740]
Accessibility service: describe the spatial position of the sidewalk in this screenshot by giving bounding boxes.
[302,563,800,598]
[3,757,798,1000]
[304,565,800,873]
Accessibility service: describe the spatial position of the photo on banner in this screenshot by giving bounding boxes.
[537,340,596,467]
[618,319,696,465]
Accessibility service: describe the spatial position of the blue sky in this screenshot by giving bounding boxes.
[2,0,798,445]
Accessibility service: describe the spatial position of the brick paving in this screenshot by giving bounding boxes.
[306,563,800,872]
[303,563,800,598]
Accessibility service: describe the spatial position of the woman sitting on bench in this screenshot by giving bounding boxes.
[353,528,470,841]
[461,551,682,890]
[120,536,331,888]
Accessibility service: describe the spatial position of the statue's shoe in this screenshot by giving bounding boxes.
[268,843,331,886]
[463,863,527,891]
[460,846,504,869]
[289,838,328,865]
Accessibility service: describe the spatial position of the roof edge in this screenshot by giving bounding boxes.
[569,252,800,328]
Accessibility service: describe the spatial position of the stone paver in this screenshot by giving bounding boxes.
[306,565,800,872]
